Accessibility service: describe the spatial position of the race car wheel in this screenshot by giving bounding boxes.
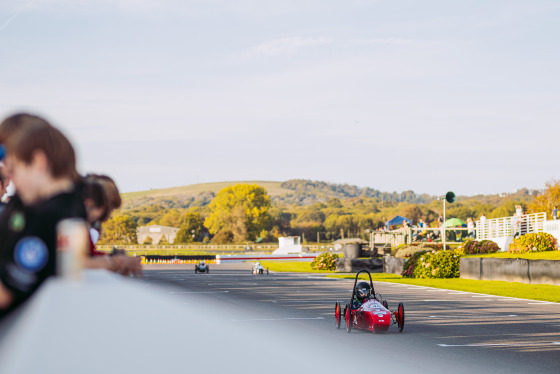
[206,267,209,274]
[266,268,269,275]
[382,300,388,309]
[335,302,341,329]
[397,302,405,332]
[195,268,198,273]
[344,304,352,333]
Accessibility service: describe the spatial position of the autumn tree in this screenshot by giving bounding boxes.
[99,215,137,244]
[529,181,560,217]
[323,214,340,237]
[204,184,271,242]
[175,212,205,243]
[158,209,183,227]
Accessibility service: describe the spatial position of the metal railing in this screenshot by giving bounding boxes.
[372,227,474,246]
[476,212,546,240]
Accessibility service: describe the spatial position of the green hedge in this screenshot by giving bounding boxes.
[311,252,339,271]
[395,243,449,258]
[508,233,558,254]
[402,249,462,279]
[459,240,500,254]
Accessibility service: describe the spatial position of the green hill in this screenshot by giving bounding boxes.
[121,179,438,210]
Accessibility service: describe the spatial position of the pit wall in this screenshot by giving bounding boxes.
[459,258,560,286]
[382,255,560,286]
[383,255,405,275]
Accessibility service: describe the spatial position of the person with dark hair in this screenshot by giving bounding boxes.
[0,113,86,316]
[0,165,10,212]
[80,174,142,277]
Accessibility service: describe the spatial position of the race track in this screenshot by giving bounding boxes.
[141,263,560,373]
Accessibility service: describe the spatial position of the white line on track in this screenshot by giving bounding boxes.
[423,299,496,302]
[232,317,326,322]
[271,300,336,304]
[528,302,556,305]
[429,314,518,318]
[170,291,230,294]
[438,342,560,348]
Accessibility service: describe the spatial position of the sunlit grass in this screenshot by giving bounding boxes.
[464,251,560,260]
[259,261,336,273]
[261,261,560,303]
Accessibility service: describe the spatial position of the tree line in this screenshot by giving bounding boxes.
[98,181,557,245]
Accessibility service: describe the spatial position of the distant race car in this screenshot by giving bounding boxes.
[251,262,268,275]
[195,261,209,274]
[335,270,404,334]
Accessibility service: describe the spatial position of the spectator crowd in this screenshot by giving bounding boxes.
[0,113,142,320]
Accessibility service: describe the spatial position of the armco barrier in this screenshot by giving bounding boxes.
[460,258,560,286]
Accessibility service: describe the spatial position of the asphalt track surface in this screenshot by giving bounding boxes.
[141,263,560,373]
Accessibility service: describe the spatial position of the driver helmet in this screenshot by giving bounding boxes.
[200,261,205,265]
[355,281,371,301]
[256,261,260,266]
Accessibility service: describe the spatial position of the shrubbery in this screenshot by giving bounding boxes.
[396,243,449,258]
[401,249,462,278]
[311,252,339,271]
[401,250,427,278]
[459,240,500,254]
[508,233,558,254]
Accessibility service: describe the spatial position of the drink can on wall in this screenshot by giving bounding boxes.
[56,218,89,281]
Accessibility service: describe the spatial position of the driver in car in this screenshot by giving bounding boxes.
[352,281,373,309]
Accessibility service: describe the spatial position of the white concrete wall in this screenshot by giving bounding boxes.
[0,270,361,374]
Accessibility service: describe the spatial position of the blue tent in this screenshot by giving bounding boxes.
[385,215,412,229]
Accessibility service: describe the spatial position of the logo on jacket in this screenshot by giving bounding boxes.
[14,237,49,272]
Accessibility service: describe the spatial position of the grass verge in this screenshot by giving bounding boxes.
[259,261,336,273]
[261,261,560,303]
[464,251,560,260]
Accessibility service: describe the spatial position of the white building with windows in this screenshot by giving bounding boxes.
[273,236,305,255]
[137,225,179,244]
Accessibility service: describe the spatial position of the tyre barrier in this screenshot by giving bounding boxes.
[141,255,216,265]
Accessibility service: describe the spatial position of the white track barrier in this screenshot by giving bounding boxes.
[216,254,319,263]
[0,270,368,374]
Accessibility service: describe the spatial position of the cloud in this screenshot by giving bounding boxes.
[0,0,34,33]
[353,37,415,45]
[247,37,335,58]
[242,36,417,60]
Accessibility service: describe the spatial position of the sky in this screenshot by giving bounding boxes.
[0,0,558,196]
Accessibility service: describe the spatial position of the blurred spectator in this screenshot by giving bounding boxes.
[511,214,521,237]
[0,113,85,315]
[81,174,142,277]
[0,165,10,211]
[553,207,558,220]
[467,217,475,239]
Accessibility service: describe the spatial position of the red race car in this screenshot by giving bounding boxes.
[335,270,404,333]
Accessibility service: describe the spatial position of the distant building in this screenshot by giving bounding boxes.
[273,236,305,255]
[137,225,179,244]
